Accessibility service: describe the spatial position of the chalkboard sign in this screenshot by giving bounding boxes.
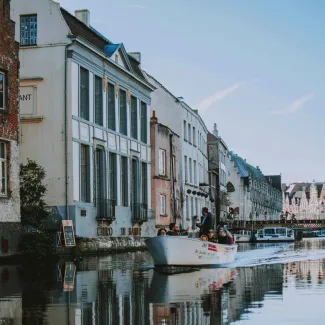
[62,220,76,247]
[63,262,76,292]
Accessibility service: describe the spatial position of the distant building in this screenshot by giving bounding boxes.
[146,74,212,231]
[11,1,155,237]
[0,0,20,256]
[207,124,230,224]
[282,181,325,219]
[226,152,282,221]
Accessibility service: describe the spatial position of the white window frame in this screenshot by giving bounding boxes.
[160,194,166,215]
[159,149,166,175]
[0,142,8,196]
[0,72,5,111]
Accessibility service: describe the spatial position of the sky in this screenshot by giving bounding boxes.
[59,0,325,184]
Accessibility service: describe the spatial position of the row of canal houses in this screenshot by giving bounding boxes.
[1,0,283,254]
[1,0,213,242]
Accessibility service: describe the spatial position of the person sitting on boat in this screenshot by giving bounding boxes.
[200,234,209,241]
[157,228,167,236]
[217,227,234,245]
[196,207,213,236]
[166,223,189,236]
[207,229,218,243]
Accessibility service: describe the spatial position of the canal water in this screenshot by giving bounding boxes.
[1,239,325,325]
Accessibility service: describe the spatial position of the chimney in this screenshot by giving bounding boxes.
[213,123,218,138]
[150,110,158,124]
[129,52,141,63]
[75,9,90,27]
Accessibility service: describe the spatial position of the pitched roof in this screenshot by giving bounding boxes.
[229,151,265,180]
[60,8,147,82]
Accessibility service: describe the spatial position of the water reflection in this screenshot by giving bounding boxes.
[0,240,325,324]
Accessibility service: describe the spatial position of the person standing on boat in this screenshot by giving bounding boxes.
[196,207,213,237]
[166,223,189,236]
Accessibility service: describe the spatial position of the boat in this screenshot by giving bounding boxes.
[256,227,294,242]
[230,228,256,243]
[145,236,237,267]
[148,267,238,303]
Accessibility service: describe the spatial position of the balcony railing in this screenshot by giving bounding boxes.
[96,198,116,220]
[131,203,148,222]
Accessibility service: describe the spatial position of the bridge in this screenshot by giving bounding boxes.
[229,219,325,231]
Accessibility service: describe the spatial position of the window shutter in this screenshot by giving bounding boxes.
[159,150,163,175]
[160,195,163,215]
[162,196,166,215]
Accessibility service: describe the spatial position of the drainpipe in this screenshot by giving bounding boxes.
[170,133,176,222]
[64,41,73,220]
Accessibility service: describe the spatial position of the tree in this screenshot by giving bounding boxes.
[19,159,55,256]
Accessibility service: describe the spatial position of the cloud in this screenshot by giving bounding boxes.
[196,82,242,113]
[271,92,315,115]
[128,4,147,9]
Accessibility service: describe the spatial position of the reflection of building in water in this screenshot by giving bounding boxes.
[284,259,325,284]
[45,253,154,325]
[0,266,22,325]
[226,264,283,323]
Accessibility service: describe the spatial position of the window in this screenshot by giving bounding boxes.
[193,127,196,146]
[159,149,166,175]
[189,158,192,183]
[80,67,89,120]
[20,15,37,46]
[184,156,188,182]
[188,124,191,143]
[94,76,103,126]
[121,156,128,206]
[0,72,5,111]
[0,142,7,196]
[160,194,166,215]
[183,121,187,140]
[193,160,197,184]
[186,195,189,219]
[141,163,148,205]
[107,83,116,130]
[173,155,176,180]
[131,96,138,139]
[140,101,147,143]
[109,153,117,201]
[80,144,90,202]
[119,90,127,135]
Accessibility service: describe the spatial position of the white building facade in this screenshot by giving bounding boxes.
[226,152,282,222]
[146,75,211,231]
[11,1,155,237]
[181,103,211,229]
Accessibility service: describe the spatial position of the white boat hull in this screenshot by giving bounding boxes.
[145,236,237,266]
[234,235,251,243]
[255,237,295,242]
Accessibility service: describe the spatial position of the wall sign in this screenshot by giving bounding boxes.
[62,220,76,247]
[19,86,36,115]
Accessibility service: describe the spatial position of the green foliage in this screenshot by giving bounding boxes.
[19,159,55,256]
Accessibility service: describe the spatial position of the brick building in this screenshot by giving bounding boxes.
[0,0,20,256]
